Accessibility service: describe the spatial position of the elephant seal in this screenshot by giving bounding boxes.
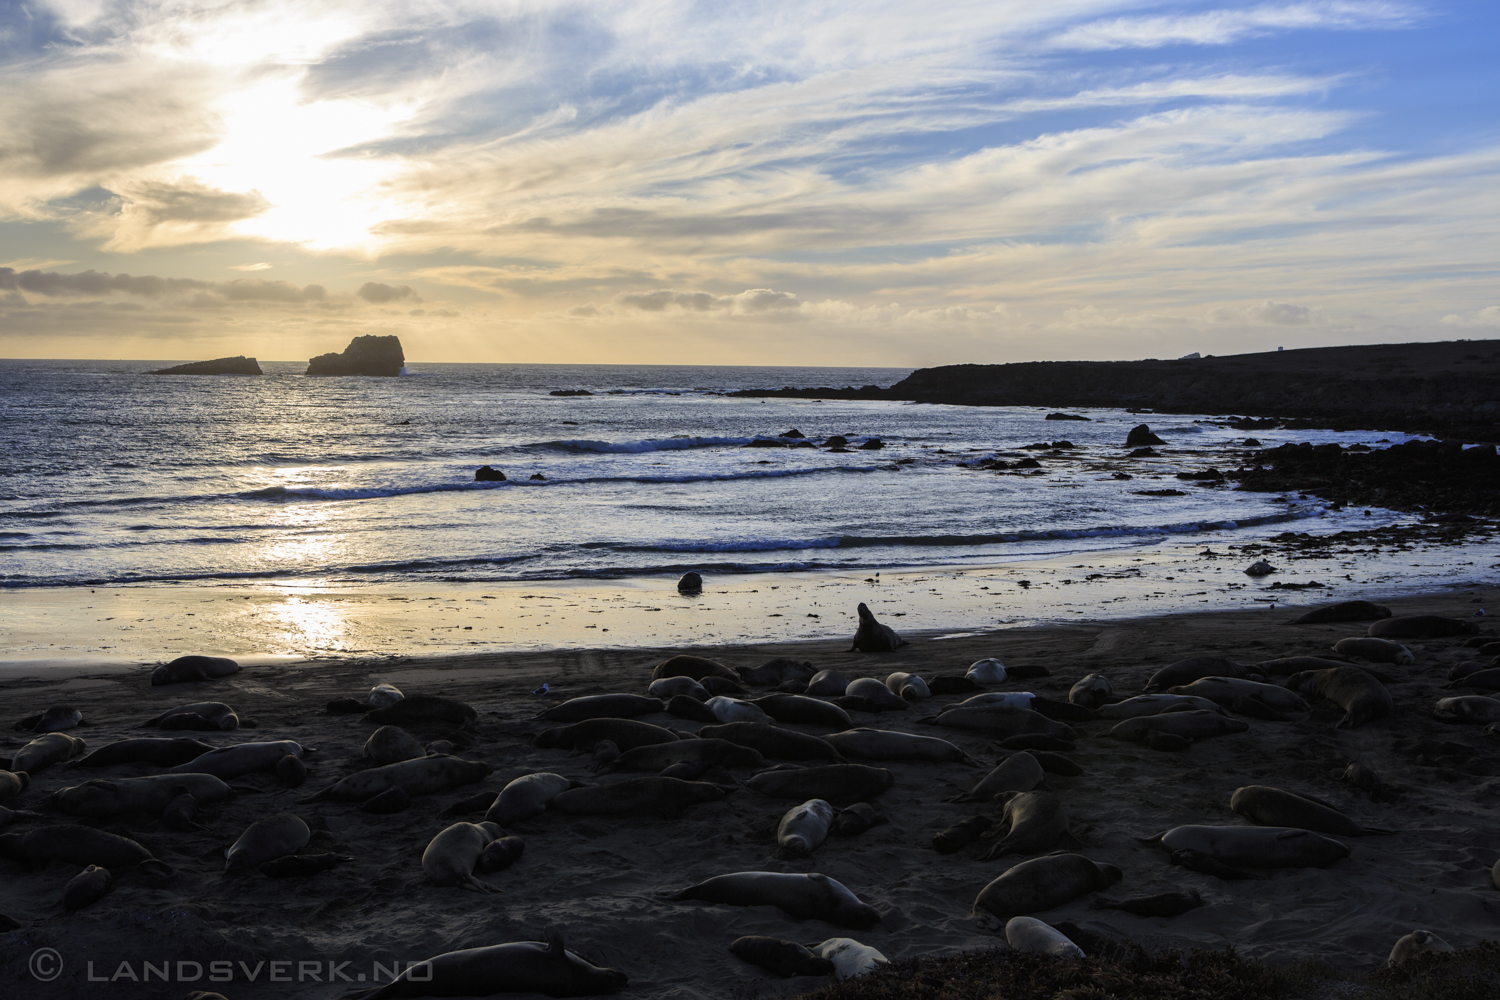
[1023,750,1082,777]
[1144,656,1246,691]
[360,787,410,814]
[966,659,1007,683]
[930,706,1077,740]
[1433,695,1500,724]
[151,654,240,686]
[0,772,28,801]
[844,677,909,711]
[700,676,749,696]
[301,755,492,802]
[8,733,85,774]
[162,792,202,831]
[368,683,404,708]
[653,654,739,682]
[952,692,1093,723]
[778,799,835,855]
[831,803,881,836]
[850,603,906,652]
[738,658,817,687]
[77,737,215,768]
[668,871,879,927]
[423,821,503,892]
[598,739,762,774]
[1108,711,1249,744]
[745,764,894,804]
[1370,615,1477,639]
[15,705,82,732]
[1230,785,1392,836]
[1168,677,1308,713]
[999,734,1075,752]
[668,695,719,722]
[551,776,726,817]
[347,928,626,999]
[1153,825,1349,867]
[949,753,1044,802]
[145,702,237,731]
[1335,761,1396,802]
[823,729,977,765]
[169,740,303,779]
[1388,930,1454,967]
[1005,917,1083,958]
[52,772,231,819]
[487,773,582,825]
[1168,847,1259,880]
[0,824,173,877]
[260,853,350,878]
[1333,637,1414,665]
[979,791,1073,861]
[699,722,843,762]
[1258,655,1358,677]
[362,694,477,726]
[536,694,664,723]
[1286,666,1392,728]
[1292,601,1390,624]
[276,754,307,786]
[805,669,850,696]
[649,676,709,700]
[1098,694,1222,719]
[750,694,852,728]
[1091,890,1204,918]
[478,836,525,873]
[363,725,426,765]
[811,938,888,979]
[885,672,930,700]
[729,936,835,977]
[933,816,992,853]
[954,691,1037,710]
[63,865,113,910]
[1068,674,1112,708]
[534,718,680,752]
[705,696,772,724]
[678,571,703,593]
[972,853,1122,926]
[1448,668,1500,691]
[928,676,983,695]
[226,813,310,872]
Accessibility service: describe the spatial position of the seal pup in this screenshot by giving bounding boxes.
[8,732,86,773]
[947,752,1044,802]
[1388,930,1454,967]
[478,836,525,873]
[1370,615,1477,639]
[346,928,627,999]
[849,603,905,652]
[972,853,1122,927]
[745,764,894,805]
[363,725,426,765]
[729,936,835,978]
[699,722,843,762]
[805,669,850,696]
[362,694,477,726]
[162,792,203,831]
[1168,677,1308,713]
[51,772,231,819]
[77,737,215,768]
[15,705,82,732]
[487,773,583,825]
[885,672,930,701]
[810,938,888,979]
[1333,761,1396,801]
[844,677,909,711]
[966,659,1007,683]
[1167,849,1261,880]
[831,802,882,836]
[151,654,240,686]
[652,654,739,682]
[649,676,709,701]
[933,816,991,853]
[1068,674,1112,709]
[705,696,773,724]
[423,821,504,892]
[144,702,237,731]
[0,771,30,801]
[778,799,835,855]
[63,864,113,910]
[1292,601,1390,624]
[534,718,680,752]
[0,824,173,877]
[1333,637,1414,665]
[300,755,493,803]
[823,728,977,765]
[1286,666,1392,728]
[739,658,817,688]
[1230,785,1392,836]
[368,683,404,708]
[170,740,304,779]
[535,694,664,723]
[668,871,879,927]
[1097,694,1222,719]
[750,694,852,728]
[225,813,311,872]
[1150,825,1349,868]
[979,791,1075,861]
[1091,889,1204,918]
[277,753,307,786]
[1005,917,1083,958]
[550,776,726,817]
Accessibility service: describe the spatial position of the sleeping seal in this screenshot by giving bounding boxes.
[750,694,852,728]
[1068,674,1112,709]
[486,773,585,825]
[0,772,28,801]
[729,936,835,977]
[1230,785,1392,836]
[535,694,664,723]
[805,669,850,696]
[15,705,82,732]
[699,722,843,762]
[978,791,1074,861]
[849,603,906,652]
[533,719,679,752]
[362,694,477,726]
[51,772,232,819]
[169,740,303,779]
[77,737,215,768]
[885,672,930,701]
[844,678,909,711]
[63,865,113,911]
[648,676,710,701]
[550,776,726,817]
[1143,656,1246,692]
[8,733,87,773]
[1152,825,1349,868]
[1005,917,1083,958]
[1286,666,1392,728]
[1097,694,1222,719]
[300,755,492,803]
[930,706,1077,740]
[777,799,835,855]
[1167,678,1308,713]
[597,739,763,773]
[810,938,888,979]
[363,725,426,765]
[144,702,237,731]
[347,928,626,999]
[225,813,310,872]
[745,765,894,805]
[151,655,240,686]
[704,696,772,724]
[1292,601,1390,624]
[423,821,504,892]
[972,853,1122,926]
[1369,615,1477,639]
[966,659,1007,683]
[1107,711,1249,744]
[948,752,1044,802]
[0,824,173,877]
[823,729,977,765]
[1332,637,1414,665]
[1388,930,1454,967]
[1432,695,1500,724]
[368,683,404,708]
[653,654,739,682]
[668,871,879,927]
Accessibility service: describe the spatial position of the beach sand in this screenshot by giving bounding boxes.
[3,586,1499,999]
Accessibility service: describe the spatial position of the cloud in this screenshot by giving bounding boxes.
[357,281,417,303]
[1442,306,1500,327]
[616,288,802,316]
[0,267,325,303]
[1050,2,1417,51]
[73,179,271,251]
[230,263,273,271]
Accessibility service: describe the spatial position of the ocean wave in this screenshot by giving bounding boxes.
[530,435,753,453]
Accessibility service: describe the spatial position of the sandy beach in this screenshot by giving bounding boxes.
[3,583,1498,999]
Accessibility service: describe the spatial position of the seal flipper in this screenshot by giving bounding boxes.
[461,873,499,894]
[297,786,335,804]
[139,859,175,878]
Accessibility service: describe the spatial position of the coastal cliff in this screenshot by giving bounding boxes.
[306,335,405,376]
[146,356,262,375]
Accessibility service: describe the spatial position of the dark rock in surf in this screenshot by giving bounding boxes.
[147,356,262,376]
[305,335,404,377]
[475,466,506,481]
[858,438,884,450]
[1046,412,1089,421]
[1126,424,1166,447]
[549,389,592,396]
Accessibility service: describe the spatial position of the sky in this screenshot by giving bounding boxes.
[0,1,1496,366]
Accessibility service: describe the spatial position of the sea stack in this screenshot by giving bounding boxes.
[306,336,405,377]
[147,356,262,375]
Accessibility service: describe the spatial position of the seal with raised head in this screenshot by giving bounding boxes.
[648,676,709,701]
[300,755,492,803]
[1152,825,1349,868]
[144,702,237,731]
[778,799,835,855]
[8,732,86,773]
[423,821,504,892]
[1292,601,1390,624]
[51,772,232,819]
[63,865,113,910]
[1005,917,1083,958]
[486,773,584,825]
[824,728,977,765]
[1286,666,1392,728]
[750,694,852,728]
[534,718,679,752]
[151,654,240,686]
[745,764,893,805]
[972,852,1122,926]
[170,740,304,779]
[948,752,1045,803]
[362,694,477,726]
[699,722,843,762]
[1333,637,1414,665]
[729,936,835,978]
[550,776,726,817]
[535,694,664,723]
[1068,674,1112,709]
[346,927,627,999]
[0,824,174,877]
[77,737,215,768]
[668,871,879,927]
[363,725,426,765]
[978,791,1074,861]
[1229,785,1391,836]
[850,603,906,653]
[652,654,739,682]
[1388,930,1454,967]
[226,813,310,872]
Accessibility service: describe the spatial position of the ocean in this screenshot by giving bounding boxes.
[0,358,1423,592]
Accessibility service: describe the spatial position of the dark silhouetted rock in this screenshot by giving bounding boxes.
[1129,447,1160,457]
[475,466,506,481]
[147,356,261,375]
[1126,423,1166,447]
[1245,560,1276,577]
[1243,438,1262,446]
[781,428,805,438]
[824,435,849,447]
[529,473,546,480]
[306,335,404,376]
[858,438,884,450]
[678,572,703,593]
[1045,412,1089,421]
[744,438,787,448]
[550,389,592,396]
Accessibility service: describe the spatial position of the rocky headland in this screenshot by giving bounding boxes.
[306,335,405,376]
[146,356,262,375]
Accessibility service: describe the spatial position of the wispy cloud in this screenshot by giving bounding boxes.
[1050,2,1418,51]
